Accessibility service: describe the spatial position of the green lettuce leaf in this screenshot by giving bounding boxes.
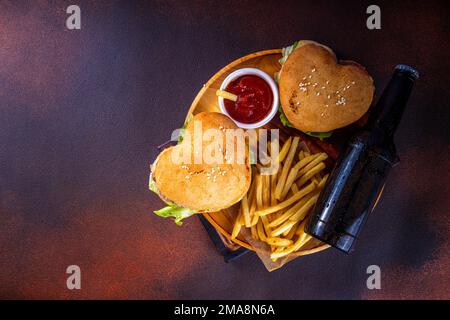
[278,105,293,127]
[279,40,299,65]
[278,41,298,128]
[304,131,333,140]
[153,205,197,226]
[148,175,159,194]
[177,113,193,144]
[149,174,196,226]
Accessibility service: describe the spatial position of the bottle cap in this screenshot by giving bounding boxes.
[395,64,420,80]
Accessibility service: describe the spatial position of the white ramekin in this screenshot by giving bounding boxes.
[218,68,279,129]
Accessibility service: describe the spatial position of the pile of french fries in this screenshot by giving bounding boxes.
[231,136,329,261]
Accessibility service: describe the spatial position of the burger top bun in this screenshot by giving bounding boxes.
[279,41,374,132]
[151,112,251,212]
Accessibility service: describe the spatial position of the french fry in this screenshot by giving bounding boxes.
[299,150,304,160]
[266,237,293,246]
[270,233,312,260]
[270,173,278,206]
[272,193,319,235]
[270,221,308,259]
[291,224,312,252]
[297,162,326,188]
[260,215,271,237]
[247,184,257,227]
[271,247,285,262]
[239,209,246,225]
[270,250,291,260]
[318,173,329,189]
[268,192,314,228]
[280,154,319,199]
[296,153,328,179]
[242,194,251,228]
[271,220,296,237]
[288,193,320,222]
[275,137,292,163]
[263,174,270,208]
[296,220,307,236]
[256,174,263,210]
[247,175,257,205]
[231,222,242,240]
[231,210,243,240]
[216,89,238,101]
[275,137,300,200]
[270,241,298,260]
[256,181,316,216]
[290,183,299,193]
[249,199,256,216]
[287,189,295,198]
[250,211,259,226]
[257,220,267,241]
[284,222,298,239]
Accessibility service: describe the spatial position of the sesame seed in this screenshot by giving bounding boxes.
[308,75,312,79]
[316,92,320,96]
[352,81,355,84]
[312,68,316,72]
[336,96,347,106]
[326,80,330,84]
[321,86,326,90]
[327,95,331,99]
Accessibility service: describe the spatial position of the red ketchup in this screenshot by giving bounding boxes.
[224,75,273,124]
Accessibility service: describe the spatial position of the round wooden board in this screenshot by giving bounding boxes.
[186,49,330,254]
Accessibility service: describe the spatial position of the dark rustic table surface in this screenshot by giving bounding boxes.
[0,0,449,299]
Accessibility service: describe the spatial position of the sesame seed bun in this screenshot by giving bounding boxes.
[151,112,251,212]
[279,41,375,132]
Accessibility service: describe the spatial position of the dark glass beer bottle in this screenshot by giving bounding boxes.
[305,65,419,253]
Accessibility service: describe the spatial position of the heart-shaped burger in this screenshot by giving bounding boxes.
[279,40,374,133]
[150,112,251,224]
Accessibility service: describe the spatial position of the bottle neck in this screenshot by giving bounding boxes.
[367,65,418,144]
